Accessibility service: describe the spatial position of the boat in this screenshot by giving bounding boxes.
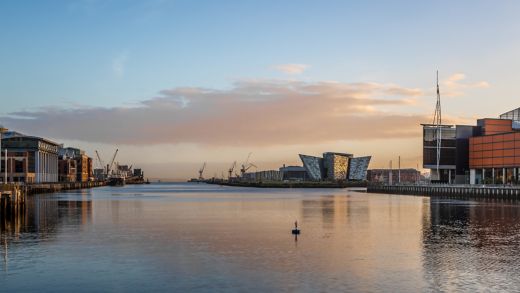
[107,175,125,186]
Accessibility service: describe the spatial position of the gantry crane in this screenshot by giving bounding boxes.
[198,162,206,180]
[108,149,119,176]
[228,161,237,179]
[95,150,105,173]
[240,153,257,177]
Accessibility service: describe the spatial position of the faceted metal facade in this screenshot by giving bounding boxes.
[299,154,323,180]
[323,152,350,181]
[348,156,371,180]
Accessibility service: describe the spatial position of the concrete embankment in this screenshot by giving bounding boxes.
[207,181,368,188]
[368,184,520,199]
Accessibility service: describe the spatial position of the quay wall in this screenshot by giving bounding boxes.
[206,180,368,188]
[367,184,520,199]
[1,181,106,219]
[25,181,107,195]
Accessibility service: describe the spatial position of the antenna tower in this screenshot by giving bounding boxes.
[432,71,442,179]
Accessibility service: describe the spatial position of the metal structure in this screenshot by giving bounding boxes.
[240,153,256,177]
[198,162,206,180]
[347,156,372,180]
[228,161,236,179]
[432,71,442,180]
[95,150,105,173]
[108,149,119,176]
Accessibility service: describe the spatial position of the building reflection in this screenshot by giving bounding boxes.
[1,193,92,271]
[301,195,348,229]
[422,197,520,289]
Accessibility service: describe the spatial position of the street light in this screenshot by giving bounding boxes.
[0,126,8,184]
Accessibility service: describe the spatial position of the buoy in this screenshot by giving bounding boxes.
[292,220,300,235]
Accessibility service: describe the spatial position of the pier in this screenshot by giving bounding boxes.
[25,181,106,195]
[367,184,520,199]
[0,184,24,221]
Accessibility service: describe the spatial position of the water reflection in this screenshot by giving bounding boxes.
[4,184,520,291]
[1,191,93,273]
[423,197,520,291]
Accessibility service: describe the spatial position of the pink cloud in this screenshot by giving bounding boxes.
[1,79,427,146]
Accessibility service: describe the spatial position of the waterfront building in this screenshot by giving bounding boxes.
[0,151,32,183]
[1,135,60,183]
[367,168,421,184]
[422,124,479,184]
[422,107,520,185]
[59,147,93,182]
[242,170,282,182]
[58,157,77,182]
[469,116,520,184]
[299,152,371,181]
[279,165,309,181]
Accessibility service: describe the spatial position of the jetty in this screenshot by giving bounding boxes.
[367,184,520,199]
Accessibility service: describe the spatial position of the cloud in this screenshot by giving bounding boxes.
[0,79,427,146]
[442,73,490,97]
[273,64,309,75]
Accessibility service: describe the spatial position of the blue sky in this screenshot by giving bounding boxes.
[1,1,520,178]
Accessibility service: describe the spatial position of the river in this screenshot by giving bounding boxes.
[2,183,520,292]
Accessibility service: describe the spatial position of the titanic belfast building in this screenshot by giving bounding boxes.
[423,107,520,185]
[299,152,371,182]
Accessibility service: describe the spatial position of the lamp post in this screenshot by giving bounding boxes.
[0,126,8,184]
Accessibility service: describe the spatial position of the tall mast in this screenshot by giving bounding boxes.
[433,71,442,179]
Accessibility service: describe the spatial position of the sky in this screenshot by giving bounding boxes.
[1,0,520,180]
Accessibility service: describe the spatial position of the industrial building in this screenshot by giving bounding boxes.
[242,170,282,182]
[279,165,309,181]
[299,152,371,182]
[423,107,520,185]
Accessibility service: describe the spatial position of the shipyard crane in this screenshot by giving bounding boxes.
[198,162,206,180]
[95,150,105,173]
[228,161,237,179]
[240,153,256,177]
[108,149,119,176]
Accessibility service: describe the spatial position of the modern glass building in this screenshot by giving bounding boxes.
[423,107,520,185]
[422,124,478,184]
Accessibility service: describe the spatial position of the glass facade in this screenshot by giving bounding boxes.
[500,107,520,121]
[422,126,457,168]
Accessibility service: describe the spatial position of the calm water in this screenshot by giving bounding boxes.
[2,183,520,292]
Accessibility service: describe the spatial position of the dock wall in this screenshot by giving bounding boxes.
[367,184,520,199]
